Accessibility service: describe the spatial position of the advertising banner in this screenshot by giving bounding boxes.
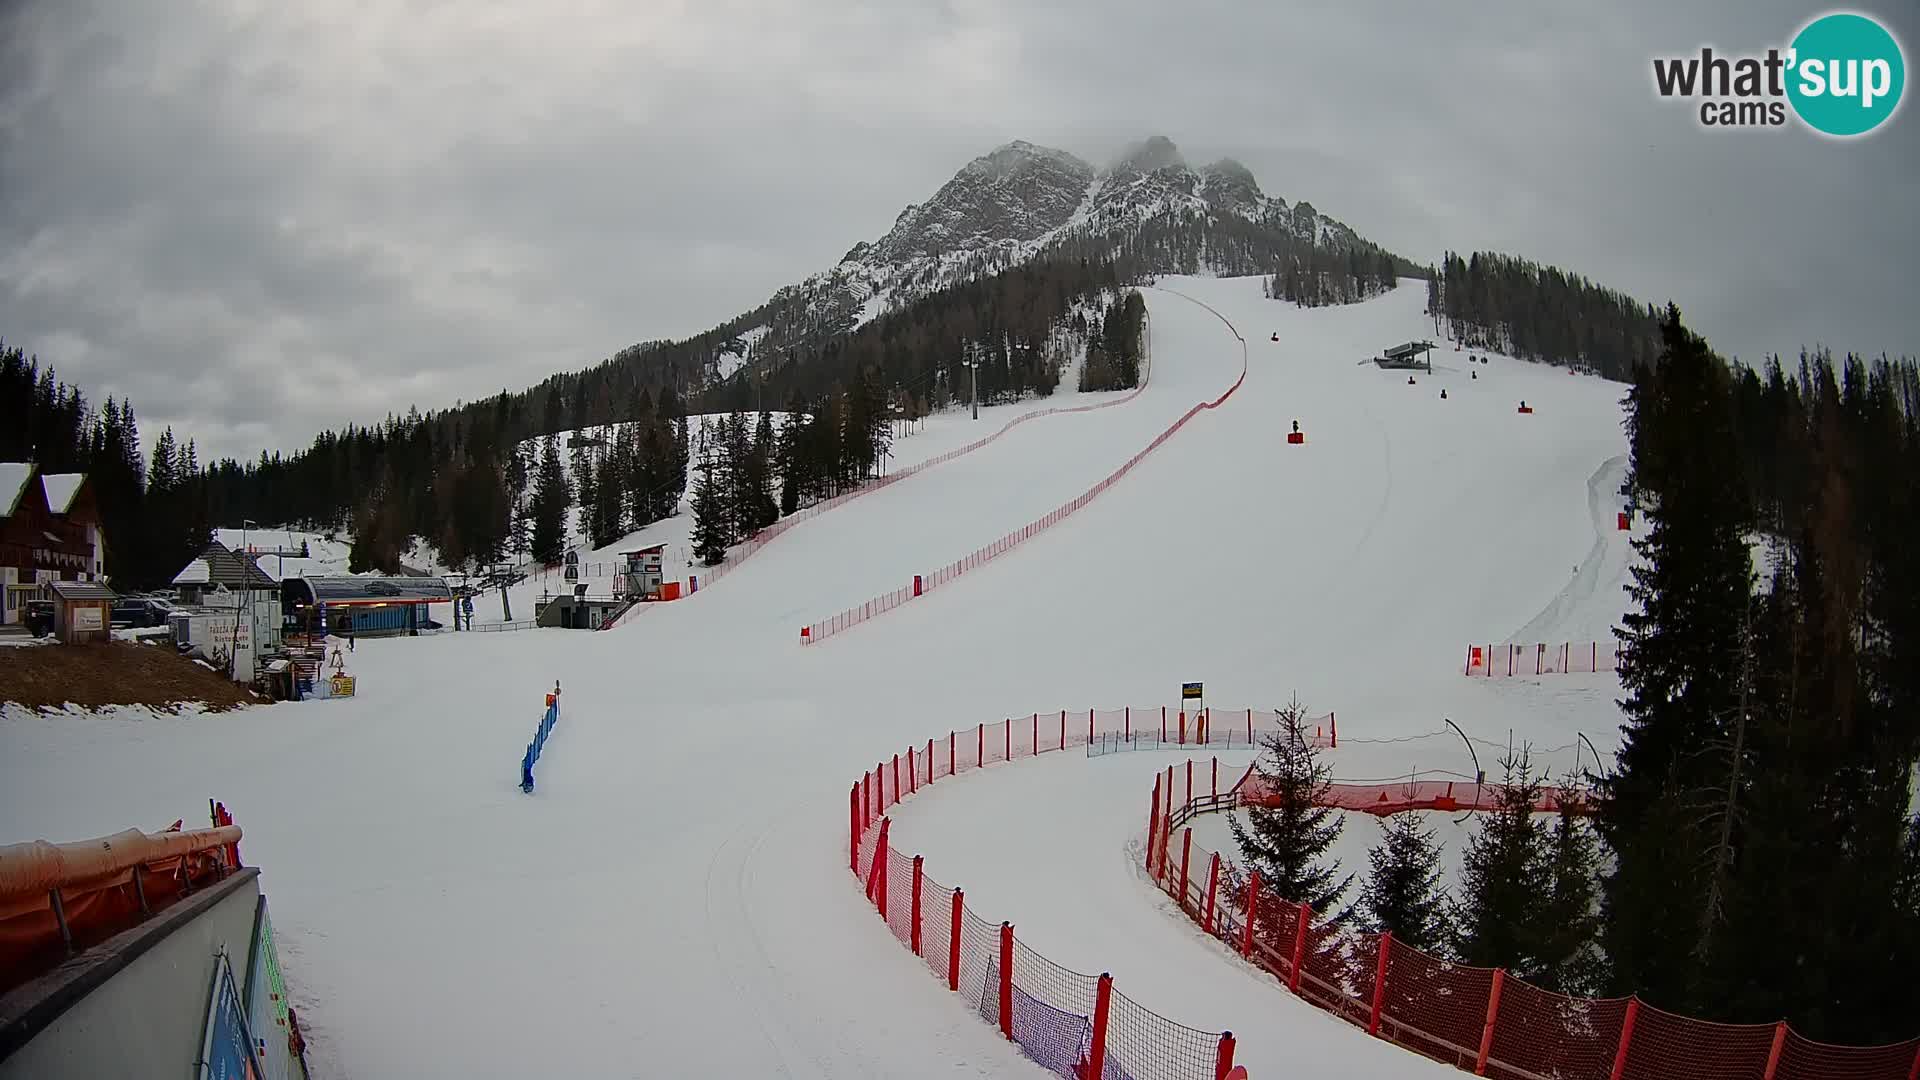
[245,899,293,1080]
[200,949,263,1080]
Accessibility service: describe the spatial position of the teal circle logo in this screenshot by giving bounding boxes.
[1787,12,1906,136]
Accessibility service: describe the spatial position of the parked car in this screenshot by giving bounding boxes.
[111,596,176,628]
[24,600,54,637]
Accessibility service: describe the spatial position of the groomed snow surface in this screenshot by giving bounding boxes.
[0,275,1635,1078]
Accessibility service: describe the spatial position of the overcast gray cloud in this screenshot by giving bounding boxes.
[2,0,1915,460]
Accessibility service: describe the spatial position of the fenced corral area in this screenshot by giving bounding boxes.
[1466,641,1621,677]
[1147,762,1920,1080]
[804,295,1246,646]
[848,709,1251,1079]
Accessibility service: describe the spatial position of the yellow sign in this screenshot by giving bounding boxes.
[330,675,356,698]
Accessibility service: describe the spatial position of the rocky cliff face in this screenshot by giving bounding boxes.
[708,136,1405,386]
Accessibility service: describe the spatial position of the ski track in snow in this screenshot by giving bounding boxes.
[0,276,1634,1080]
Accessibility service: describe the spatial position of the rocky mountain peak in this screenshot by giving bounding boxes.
[857,141,1094,266]
[1113,135,1186,174]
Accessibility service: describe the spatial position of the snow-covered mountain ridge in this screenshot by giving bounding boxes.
[705,136,1406,386]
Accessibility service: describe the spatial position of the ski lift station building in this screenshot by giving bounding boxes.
[1373,340,1436,370]
[281,575,453,636]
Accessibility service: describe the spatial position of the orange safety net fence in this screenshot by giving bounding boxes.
[0,817,243,996]
[1153,766,1920,1080]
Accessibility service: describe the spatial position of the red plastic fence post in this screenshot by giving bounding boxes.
[1289,902,1310,992]
[998,923,1014,1041]
[1180,828,1193,909]
[864,771,873,818]
[849,784,861,873]
[1331,711,1337,748]
[1186,759,1194,806]
[865,817,890,903]
[1369,931,1392,1036]
[1005,721,1011,762]
[892,754,901,802]
[1246,709,1253,744]
[876,828,891,918]
[1087,707,1094,745]
[1592,641,1598,671]
[948,888,964,991]
[1474,967,1504,1073]
[977,723,984,767]
[911,855,924,956]
[1762,1022,1788,1080]
[1212,757,1219,798]
[1162,705,1167,742]
[1087,973,1112,1079]
[1203,852,1221,933]
[1147,776,1162,875]
[1032,713,1038,754]
[907,746,917,794]
[927,739,934,783]
[1179,709,1187,745]
[1124,707,1130,742]
[949,731,956,776]
[1059,709,1065,750]
[1240,872,1261,957]
[1608,998,1640,1080]
[1214,1032,1237,1080]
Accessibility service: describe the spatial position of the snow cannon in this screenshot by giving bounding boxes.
[1270,332,1279,342]
[1471,370,1478,380]
[1287,420,1305,445]
[1517,400,1534,414]
[1440,388,1449,400]
[1407,375,1417,385]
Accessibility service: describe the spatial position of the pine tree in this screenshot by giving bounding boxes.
[1599,305,1753,1006]
[1533,795,1605,995]
[529,436,570,564]
[1452,750,1551,975]
[1357,812,1450,953]
[1229,698,1351,916]
[688,452,730,565]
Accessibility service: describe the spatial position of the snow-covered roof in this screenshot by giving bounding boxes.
[255,556,327,582]
[40,473,84,512]
[172,559,212,585]
[213,527,306,553]
[0,463,32,517]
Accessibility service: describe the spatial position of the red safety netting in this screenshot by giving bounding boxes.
[1149,772,1920,1080]
[848,713,1240,1080]
[805,319,1246,645]
[1771,1030,1920,1080]
[1465,640,1622,677]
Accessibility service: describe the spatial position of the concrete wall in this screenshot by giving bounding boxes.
[0,869,262,1080]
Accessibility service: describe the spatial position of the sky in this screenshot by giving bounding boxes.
[2,0,1915,462]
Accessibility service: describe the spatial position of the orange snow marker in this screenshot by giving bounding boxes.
[1286,420,1305,445]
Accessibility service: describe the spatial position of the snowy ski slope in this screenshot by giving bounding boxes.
[0,275,1635,1078]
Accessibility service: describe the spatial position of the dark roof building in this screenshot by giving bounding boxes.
[283,575,452,638]
[2,463,106,627]
[171,540,278,605]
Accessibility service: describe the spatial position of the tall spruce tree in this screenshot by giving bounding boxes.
[1228,699,1351,917]
[1452,750,1551,975]
[1599,305,1754,1006]
[529,436,570,564]
[1357,812,1450,952]
[1534,793,1605,995]
[688,451,730,565]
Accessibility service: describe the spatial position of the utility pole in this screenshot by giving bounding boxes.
[966,341,979,421]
